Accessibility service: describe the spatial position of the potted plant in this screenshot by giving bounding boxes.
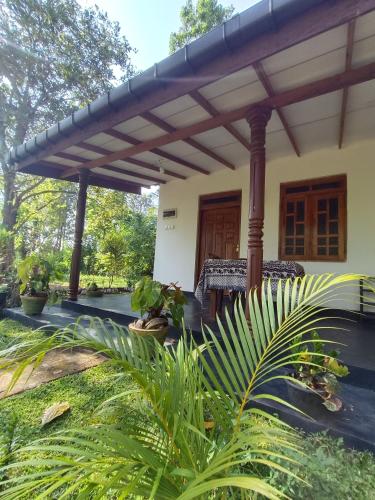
[17,255,53,315]
[86,282,103,298]
[129,277,187,344]
[286,331,349,414]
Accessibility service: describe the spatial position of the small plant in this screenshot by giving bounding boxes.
[131,276,187,330]
[290,331,349,411]
[86,281,103,297]
[17,255,59,314]
[87,282,99,291]
[17,255,52,297]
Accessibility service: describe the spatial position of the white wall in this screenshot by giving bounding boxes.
[154,139,375,304]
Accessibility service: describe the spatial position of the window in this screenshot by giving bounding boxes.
[279,175,347,261]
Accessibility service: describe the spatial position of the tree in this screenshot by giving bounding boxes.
[15,179,76,256]
[123,209,157,285]
[97,230,127,288]
[169,0,234,53]
[0,0,135,268]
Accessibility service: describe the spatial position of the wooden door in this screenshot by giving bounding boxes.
[197,205,241,281]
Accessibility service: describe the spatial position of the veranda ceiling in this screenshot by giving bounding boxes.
[8,0,375,193]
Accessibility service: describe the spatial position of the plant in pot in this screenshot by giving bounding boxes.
[129,277,187,344]
[17,255,54,315]
[286,331,349,413]
[86,282,103,298]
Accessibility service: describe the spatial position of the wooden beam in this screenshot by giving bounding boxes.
[339,20,356,149]
[104,129,209,175]
[54,152,85,163]
[77,142,109,155]
[16,0,375,172]
[55,149,166,184]
[91,164,166,185]
[141,111,235,170]
[253,61,300,157]
[77,140,186,180]
[57,62,375,175]
[189,89,251,151]
[24,160,144,192]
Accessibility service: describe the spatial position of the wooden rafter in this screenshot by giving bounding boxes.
[55,61,375,178]
[338,20,356,149]
[77,140,186,180]
[105,129,209,175]
[55,142,183,181]
[92,164,167,184]
[189,90,251,151]
[32,161,144,192]
[140,111,235,170]
[254,61,300,157]
[53,151,165,184]
[16,0,375,172]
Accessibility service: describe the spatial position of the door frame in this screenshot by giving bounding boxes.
[194,190,242,286]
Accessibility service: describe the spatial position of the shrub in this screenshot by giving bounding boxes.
[267,432,375,499]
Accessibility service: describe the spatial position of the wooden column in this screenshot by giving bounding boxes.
[68,170,89,301]
[246,106,272,299]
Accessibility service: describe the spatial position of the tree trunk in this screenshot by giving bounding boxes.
[2,168,17,270]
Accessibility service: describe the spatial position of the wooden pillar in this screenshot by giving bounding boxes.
[68,170,89,301]
[246,106,272,299]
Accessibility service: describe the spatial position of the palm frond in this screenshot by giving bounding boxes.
[0,274,372,498]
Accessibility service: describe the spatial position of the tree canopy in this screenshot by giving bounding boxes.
[169,0,234,53]
[0,0,135,269]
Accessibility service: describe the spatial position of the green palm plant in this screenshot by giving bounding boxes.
[0,273,372,499]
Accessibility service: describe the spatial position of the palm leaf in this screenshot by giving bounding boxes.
[0,274,372,498]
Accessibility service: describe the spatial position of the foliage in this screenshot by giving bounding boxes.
[131,277,187,328]
[290,331,349,411]
[267,432,375,500]
[52,273,129,289]
[86,282,100,292]
[169,0,234,53]
[85,191,157,286]
[1,0,135,267]
[96,230,127,288]
[17,255,53,296]
[14,180,77,256]
[122,209,157,286]
[0,226,10,272]
[0,274,370,498]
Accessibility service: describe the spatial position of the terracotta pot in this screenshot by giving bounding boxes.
[128,322,169,345]
[21,295,48,315]
[86,289,103,297]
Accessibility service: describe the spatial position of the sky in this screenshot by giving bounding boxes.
[78,0,259,72]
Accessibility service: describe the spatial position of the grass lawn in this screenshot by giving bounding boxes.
[0,320,139,462]
[1,319,375,498]
[52,274,129,289]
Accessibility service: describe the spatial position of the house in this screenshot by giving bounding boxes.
[8,0,375,310]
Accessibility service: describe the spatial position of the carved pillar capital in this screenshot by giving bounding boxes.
[246,106,272,129]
